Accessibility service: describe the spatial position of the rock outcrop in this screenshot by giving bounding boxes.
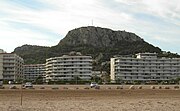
[59,26,143,47]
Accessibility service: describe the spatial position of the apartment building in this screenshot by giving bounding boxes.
[0,54,3,80]
[23,64,45,81]
[0,50,24,82]
[46,54,92,82]
[111,52,180,83]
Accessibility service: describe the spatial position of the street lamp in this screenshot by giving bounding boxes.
[20,75,24,106]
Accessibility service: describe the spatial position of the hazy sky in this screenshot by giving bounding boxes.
[0,0,180,53]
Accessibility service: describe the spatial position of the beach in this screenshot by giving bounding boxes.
[0,85,180,111]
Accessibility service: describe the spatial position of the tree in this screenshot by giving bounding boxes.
[91,75,102,84]
[35,76,44,84]
[174,78,180,84]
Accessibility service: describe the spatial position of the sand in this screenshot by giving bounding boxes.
[0,85,180,111]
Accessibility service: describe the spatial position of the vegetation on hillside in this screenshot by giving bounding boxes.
[13,27,180,73]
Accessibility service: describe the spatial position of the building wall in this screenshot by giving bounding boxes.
[110,58,115,82]
[1,53,24,81]
[23,64,45,81]
[0,49,6,53]
[0,55,3,80]
[111,53,180,82]
[46,55,92,81]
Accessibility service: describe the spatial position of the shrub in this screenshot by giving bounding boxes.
[116,86,123,89]
[158,86,162,89]
[129,85,135,89]
[107,87,111,89]
[52,87,59,90]
[95,86,100,89]
[138,86,142,89]
[75,87,79,90]
[63,87,68,89]
[84,87,89,89]
[151,86,155,89]
[164,86,170,89]
[40,87,45,89]
[174,86,179,89]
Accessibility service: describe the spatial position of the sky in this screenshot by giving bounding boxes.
[0,0,180,54]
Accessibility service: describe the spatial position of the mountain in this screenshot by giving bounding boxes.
[14,26,179,71]
[59,26,143,47]
[57,26,161,61]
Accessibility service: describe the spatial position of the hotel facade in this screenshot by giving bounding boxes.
[0,49,24,82]
[45,55,92,82]
[23,64,45,81]
[111,53,180,83]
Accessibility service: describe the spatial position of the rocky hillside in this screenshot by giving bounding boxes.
[14,26,172,71]
[59,26,143,47]
[57,26,161,61]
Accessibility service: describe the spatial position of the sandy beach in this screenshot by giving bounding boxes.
[0,85,180,111]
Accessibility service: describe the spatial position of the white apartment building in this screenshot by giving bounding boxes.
[0,54,3,80]
[111,52,180,83]
[23,64,45,81]
[0,50,24,82]
[0,49,6,53]
[46,55,92,81]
